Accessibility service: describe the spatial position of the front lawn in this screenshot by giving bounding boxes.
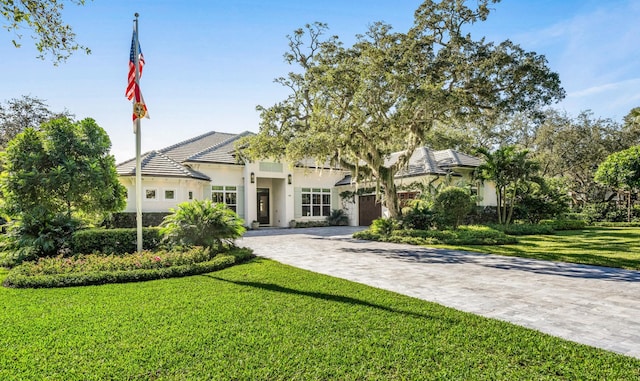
[442,226,640,270]
[1,260,638,380]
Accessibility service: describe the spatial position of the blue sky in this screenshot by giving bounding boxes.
[2,0,639,163]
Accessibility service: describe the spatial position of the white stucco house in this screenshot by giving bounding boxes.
[116,131,497,227]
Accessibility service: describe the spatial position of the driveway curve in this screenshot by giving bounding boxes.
[240,226,640,359]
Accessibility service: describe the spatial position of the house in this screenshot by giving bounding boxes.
[116,131,496,227]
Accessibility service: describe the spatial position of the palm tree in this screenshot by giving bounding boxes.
[476,146,540,225]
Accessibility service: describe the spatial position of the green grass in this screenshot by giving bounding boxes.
[441,226,640,270]
[1,260,639,380]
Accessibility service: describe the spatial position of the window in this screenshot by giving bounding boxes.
[302,188,331,217]
[188,191,193,200]
[145,189,157,200]
[212,185,237,212]
[164,190,176,200]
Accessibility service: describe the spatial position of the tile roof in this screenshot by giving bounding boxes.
[160,131,241,163]
[184,131,253,164]
[433,149,481,168]
[116,150,210,180]
[116,131,253,178]
[334,146,481,186]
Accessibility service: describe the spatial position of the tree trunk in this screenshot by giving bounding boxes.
[496,187,503,224]
[628,191,632,223]
[383,170,400,219]
[506,188,517,225]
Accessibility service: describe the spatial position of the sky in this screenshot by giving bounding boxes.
[2,0,639,163]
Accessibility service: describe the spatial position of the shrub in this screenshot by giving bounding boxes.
[1,212,80,261]
[71,228,162,255]
[401,199,435,230]
[541,219,587,231]
[103,212,171,228]
[513,177,570,224]
[293,220,330,228]
[3,247,254,288]
[326,209,349,226]
[355,225,516,245]
[489,223,555,236]
[433,186,473,229]
[370,218,399,237]
[161,200,245,250]
[464,206,498,225]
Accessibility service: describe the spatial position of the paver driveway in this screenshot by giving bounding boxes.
[240,226,640,359]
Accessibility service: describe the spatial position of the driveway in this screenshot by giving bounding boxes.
[239,226,640,359]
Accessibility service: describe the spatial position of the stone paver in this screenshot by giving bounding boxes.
[240,226,640,359]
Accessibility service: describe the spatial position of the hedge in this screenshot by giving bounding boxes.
[354,225,517,245]
[103,212,170,228]
[3,248,254,288]
[71,228,163,255]
[540,219,588,231]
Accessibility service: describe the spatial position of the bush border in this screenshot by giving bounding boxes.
[3,248,254,289]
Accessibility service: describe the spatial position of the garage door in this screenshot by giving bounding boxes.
[358,195,382,226]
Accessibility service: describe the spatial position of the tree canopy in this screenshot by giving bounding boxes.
[1,116,126,222]
[595,146,640,191]
[1,0,90,63]
[241,0,564,218]
[0,95,71,149]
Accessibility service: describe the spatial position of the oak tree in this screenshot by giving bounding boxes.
[241,0,564,218]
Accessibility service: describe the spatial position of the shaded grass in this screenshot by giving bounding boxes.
[440,227,640,270]
[1,259,639,380]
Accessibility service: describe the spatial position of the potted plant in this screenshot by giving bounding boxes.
[289,219,297,228]
[251,220,260,229]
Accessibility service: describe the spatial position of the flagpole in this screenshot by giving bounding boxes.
[134,13,143,253]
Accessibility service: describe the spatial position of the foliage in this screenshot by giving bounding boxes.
[102,212,171,228]
[489,223,555,236]
[3,247,254,288]
[291,220,330,228]
[476,145,540,225]
[594,145,640,223]
[595,145,640,190]
[0,212,79,262]
[0,95,72,149]
[369,217,399,237]
[240,0,564,219]
[464,205,499,225]
[540,219,588,231]
[1,0,91,63]
[160,200,245,250]
[1,260,638,379]
[1,117,126,222]
[513,177,570,223]
[432,186,474,229]
[326,209,349,226]
[400,199,435,230]
[71,228,162,256]
[533,110,627,206]
[355,224,516,245]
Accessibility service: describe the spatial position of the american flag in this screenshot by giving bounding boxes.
[126,29,144,101]
[127,28,148,123]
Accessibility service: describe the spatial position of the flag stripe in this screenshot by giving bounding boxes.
[126,30,145,101]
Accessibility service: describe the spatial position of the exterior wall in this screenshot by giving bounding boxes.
[291,166,350,225]
[336,172,499,224]
[119,176,209,213]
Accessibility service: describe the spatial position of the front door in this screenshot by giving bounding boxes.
[257,188,270,225]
